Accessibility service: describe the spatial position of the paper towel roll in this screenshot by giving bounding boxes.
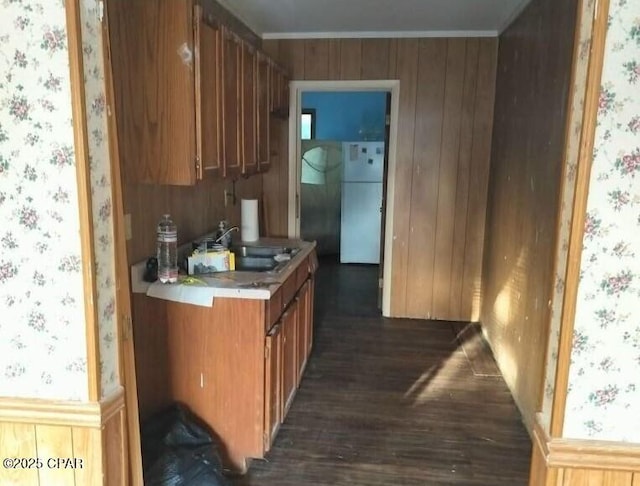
[241,199,259,242]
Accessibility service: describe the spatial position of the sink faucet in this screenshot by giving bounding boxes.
[214,221,238,249]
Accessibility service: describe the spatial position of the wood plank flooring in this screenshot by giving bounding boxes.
[232,257,531,485]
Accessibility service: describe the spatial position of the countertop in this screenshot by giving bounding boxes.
[131,237,317,306]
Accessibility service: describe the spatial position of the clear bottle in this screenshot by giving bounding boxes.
[157,214,178,283]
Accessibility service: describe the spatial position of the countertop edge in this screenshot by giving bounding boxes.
[131,238,316,301]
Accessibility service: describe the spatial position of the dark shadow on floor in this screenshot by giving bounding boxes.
[314,254,381,322]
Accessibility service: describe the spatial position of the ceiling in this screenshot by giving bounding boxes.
[216,0,532,39]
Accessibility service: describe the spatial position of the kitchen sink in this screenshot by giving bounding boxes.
[234,256,279,272]
[231,245,300,258]
[231,245,300,273]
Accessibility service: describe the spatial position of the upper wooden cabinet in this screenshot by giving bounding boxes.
[107,0,289,186]
[195,6,223,179]
[269,63,289,118]
[240,42,257,175]
[256,53,270,172]
[108,1,197,185]
[221,26,241,178]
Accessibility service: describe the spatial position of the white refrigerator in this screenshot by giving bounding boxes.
[340,142,384,264]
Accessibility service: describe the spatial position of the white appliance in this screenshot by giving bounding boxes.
[340,142,384,264]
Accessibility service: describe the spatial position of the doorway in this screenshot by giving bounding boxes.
[287,81,400,317]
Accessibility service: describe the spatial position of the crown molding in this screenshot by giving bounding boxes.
[262,30,498,40]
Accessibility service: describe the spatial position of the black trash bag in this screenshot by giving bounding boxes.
[141,403,232,486]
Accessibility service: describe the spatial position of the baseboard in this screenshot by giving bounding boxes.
[477,322,535,437]
[530,413,640,486]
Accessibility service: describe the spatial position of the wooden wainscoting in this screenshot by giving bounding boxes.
[0,388,126,486]
[480,0,581,434]
[530,415,640,486]
[263,37,498,322]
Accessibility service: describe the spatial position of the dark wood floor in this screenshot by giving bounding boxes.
[232,256,531,485]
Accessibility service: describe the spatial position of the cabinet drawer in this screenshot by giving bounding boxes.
[281,273,297,311]
[265,287,282,332]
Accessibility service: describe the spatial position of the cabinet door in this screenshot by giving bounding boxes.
[268,61,277,113]
[264,322,282,452]
[275,70,284,113]
[109,1,196,185]
[281,301,298,417]
[269,67,289,116]
[194,7,222,179]
[256,53,270,172]
[296,280,310,385]
[269,63,281,114]
[308,276,315,355]
[165,303,207,417]
[240,43,257,175]
[222,27,241,177]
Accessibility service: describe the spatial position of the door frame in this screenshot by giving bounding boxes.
[102,1,143,482]
[287,80,400,317]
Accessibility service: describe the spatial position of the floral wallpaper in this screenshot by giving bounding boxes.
[80,0,119,399]
[564,0,640,442]
[0,0,89,400]
[539,0,596,431]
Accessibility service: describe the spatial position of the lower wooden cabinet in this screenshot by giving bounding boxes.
[262,271,315,454]
[281,300,298,416]
[158,250,316,472]
[296,280,310,384]
[264,321,282,452]
[307,279,314,358]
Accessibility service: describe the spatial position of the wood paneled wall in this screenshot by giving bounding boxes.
[0,391,126,486]
[530,417,640,486]
[262,116,290,238]
[480,0,580,432]
[123,176,263,265]
[262,38,497,321]
[531,445,640,486]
